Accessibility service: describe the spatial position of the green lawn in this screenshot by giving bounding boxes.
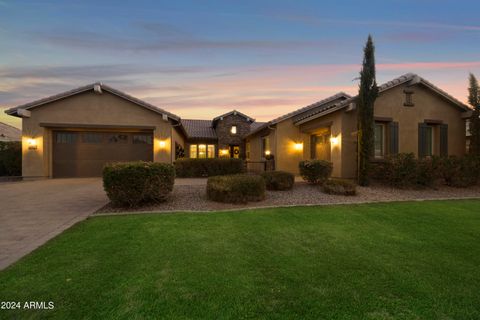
[1,200,480,319]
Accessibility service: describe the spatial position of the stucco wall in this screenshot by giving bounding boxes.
[373,83,466,157]
[21,90,175,178]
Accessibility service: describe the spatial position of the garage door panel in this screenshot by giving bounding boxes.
[53,130,153,178]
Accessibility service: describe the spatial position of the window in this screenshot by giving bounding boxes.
[207,145,215,158]
[190,145,197,158]
[189,144,216,158]
[374,123,385,158]
[82,132,103,144]
[424,125,433,157]
[261,136,270,157]
[198,144,207,158]
[231,125,237,134]
[246,142,250,160]
[133,134,153,144]
[107,134,128,144]
[56,132,77,144]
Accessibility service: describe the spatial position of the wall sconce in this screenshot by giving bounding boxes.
[294,142,303,151]
[27,138,37,150]
[330,136,339,145]
[265,150,271,156]
[158,140,167,149]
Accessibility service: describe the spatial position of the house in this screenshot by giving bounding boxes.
[4,83,262,178]
[246,73,471,178]
[4,73,471,179]
[0,122,21,142]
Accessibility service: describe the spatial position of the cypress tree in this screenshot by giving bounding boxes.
[357,35,378,186]
[468,73,480,155]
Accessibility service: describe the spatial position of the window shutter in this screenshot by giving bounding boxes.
[310,135,316,159]
[418,123,427,158]
[389,122,399,155]
[440,124,448,157]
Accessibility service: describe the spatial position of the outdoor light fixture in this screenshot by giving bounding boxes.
[265,150,271,156]
[159,140,167,148]
[27,138,37,150]
[230,125,237,134]
[220,149,229,156]
[330,136,339,145]
[294,142,303,151]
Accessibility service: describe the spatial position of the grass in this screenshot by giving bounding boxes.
[1,200,480,319]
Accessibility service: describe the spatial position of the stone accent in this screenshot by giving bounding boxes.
[215,114,252,158]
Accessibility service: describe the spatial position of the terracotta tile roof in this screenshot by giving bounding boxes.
[0,122,21,142]
[4,82,180,121]
[250,122,266,132]
[181,119,217,139]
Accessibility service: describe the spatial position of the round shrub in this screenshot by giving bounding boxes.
[299,160,333,184]
[439,155,480,187]
[103,161,175,207]
[207,174,265,204]
[261,170,294,190]
[323,179,356,196]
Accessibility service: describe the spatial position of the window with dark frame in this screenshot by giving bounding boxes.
[82,132,103,144]
[132,134,153,144]
[107,134,128,144]
[374,123,385,158]
[56,132,77,144]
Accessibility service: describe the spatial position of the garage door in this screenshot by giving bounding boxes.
[53,130,154,177]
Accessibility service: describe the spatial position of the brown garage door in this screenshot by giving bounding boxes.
[53,130,154,178]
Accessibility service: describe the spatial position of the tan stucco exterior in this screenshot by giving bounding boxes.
[21,90,178,178]
[247,82,467,179]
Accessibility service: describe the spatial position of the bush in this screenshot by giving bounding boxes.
[299,160,333,184]
[206,174,265,203]
[0,141,21,176]
[175,158,245,177]
[439,155,480,187]
[261,170,294,190]
[103,161,175,207]
[416,156,441,187]
[323,179,357,196]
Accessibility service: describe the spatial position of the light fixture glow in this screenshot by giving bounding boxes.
[159,140,166,148]
[220,149,229,156]
[231,126,237,134]
[27,138,37,150]
[294,143,303,151]
[330,136,339,145]
[265,150,271,156]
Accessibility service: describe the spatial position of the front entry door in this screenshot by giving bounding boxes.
[230,145,240,158]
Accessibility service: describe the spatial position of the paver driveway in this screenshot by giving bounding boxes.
[0,178,107,270]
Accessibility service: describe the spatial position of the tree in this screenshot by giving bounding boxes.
[468,73,480,155]
[357,35,379,186]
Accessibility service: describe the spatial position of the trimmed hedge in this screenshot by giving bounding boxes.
[323,179,357,196]
[299,160,333,184]
[261,170,295,190]
[440,155,480,187]
[0,141,21,176]
[175,158,245,177]
[103,161,175,207]
[206,174,265,203]
[371,153,480,188]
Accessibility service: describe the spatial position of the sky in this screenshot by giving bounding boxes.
[1,0,479,128]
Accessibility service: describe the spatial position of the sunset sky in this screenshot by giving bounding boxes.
[1,0,479,128]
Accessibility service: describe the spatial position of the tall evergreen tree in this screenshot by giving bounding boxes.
[357,35,378,186]
[468,73,480,155]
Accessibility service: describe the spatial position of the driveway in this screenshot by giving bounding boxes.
[0,178,107,270]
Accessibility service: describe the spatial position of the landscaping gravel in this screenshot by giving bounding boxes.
[96,181,480,214]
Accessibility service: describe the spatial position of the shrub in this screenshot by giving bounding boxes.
[0,141,21,176]
[175,158,245,177]
[261,170,295,190]
[387,153,417,188]
[206,174,265,203]
[103,161,175,207]
[439,155,480,187]
[416,156,441,187]
[299,160,333,184]
[323,179,357,196]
